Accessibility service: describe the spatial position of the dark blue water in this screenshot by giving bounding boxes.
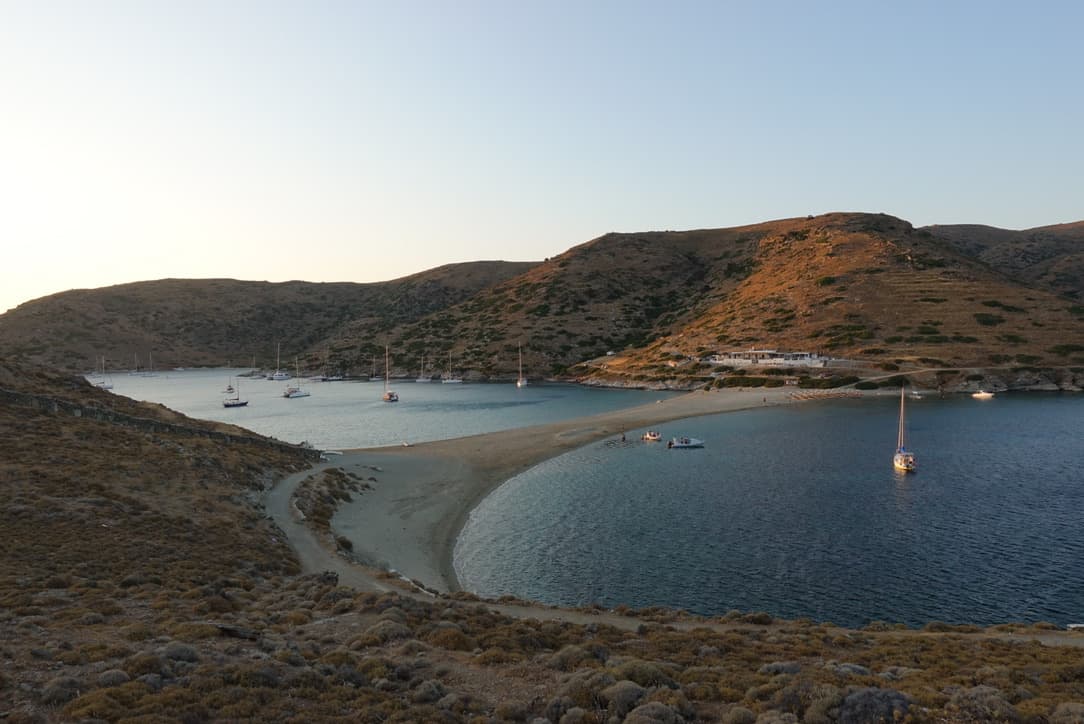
[455,394,1084,627]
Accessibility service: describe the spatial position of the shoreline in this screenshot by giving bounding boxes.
[328,385,829,593]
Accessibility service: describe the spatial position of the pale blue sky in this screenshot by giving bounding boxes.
[2,1,1081,313]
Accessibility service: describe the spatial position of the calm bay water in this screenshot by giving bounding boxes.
[99,369,679,449]
[455,394,1084,628]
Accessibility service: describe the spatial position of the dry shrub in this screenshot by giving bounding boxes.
[283,609,311,626]
[320,649,357,668]
[609,659,676,688]
[682,681,721,702]
[476,647,523,665]
[195,595,237,615]
[549,644,592,671]
[64,681,149,720]
[123,622,156,641]
[357,657,392,681]
[124,653,170,677]
[169,622,221,640]
[425,627,476,651]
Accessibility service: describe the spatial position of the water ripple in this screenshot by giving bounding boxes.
[456,394,1084,627]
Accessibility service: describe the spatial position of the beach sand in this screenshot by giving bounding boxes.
[329,386,806,593]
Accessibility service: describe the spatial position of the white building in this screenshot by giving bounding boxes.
[707,349,828,368]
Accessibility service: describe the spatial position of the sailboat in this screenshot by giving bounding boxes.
[382,345,398,402]
[223,378,248,407]
[283,358,310,398]
[515,344,528,388]
[92,356,114,390]
[893,386,916,472]
[441,350,462,384]
[141,352,157,377]
[269,343,291,381]
[416,356,432,383]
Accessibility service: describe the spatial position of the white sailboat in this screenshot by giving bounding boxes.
[893,386,916,472]
[416,356,432,383]
[283,358,310,398]
[382,345,398,402]
[141,352,157,377]
[269,343,291,381]
[515,344,528,388]
[92,356,113,390]
[441,350,462,384]
[223,378,248,407]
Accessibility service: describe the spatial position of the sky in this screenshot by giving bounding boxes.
[2,0,1082,313]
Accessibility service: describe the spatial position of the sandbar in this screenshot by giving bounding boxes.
[327,386,828,593]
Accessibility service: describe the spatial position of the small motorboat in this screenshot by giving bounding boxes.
[668,436,704,449]
[972,390,994,399]
[641,430,662,442]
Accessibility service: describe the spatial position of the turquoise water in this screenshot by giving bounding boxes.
[454,394,1084,627]
[98,369,680,449]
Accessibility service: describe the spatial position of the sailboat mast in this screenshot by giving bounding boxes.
[897,386,906,449]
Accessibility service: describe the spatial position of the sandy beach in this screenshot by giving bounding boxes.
[327,385,820,593]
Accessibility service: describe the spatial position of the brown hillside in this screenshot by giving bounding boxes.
[0,261,536,372]
[925,221,1084,299]
[366,213,1084,378]
[613,213,1084,372]
[4,214,1083,381]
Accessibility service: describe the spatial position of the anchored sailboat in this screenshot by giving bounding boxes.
[416,356,432,383]
[382,345,398,402]
[223,378,248,408]
[283,358,310,398]
[441,350,462,384]
[269,343,291,381]
[893,386,916,472]
[92,356,113,390]
[515,344,528,388]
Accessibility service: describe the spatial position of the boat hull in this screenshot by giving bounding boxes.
[668,437,704,449]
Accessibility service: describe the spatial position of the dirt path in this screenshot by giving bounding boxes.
[264,462,393,593]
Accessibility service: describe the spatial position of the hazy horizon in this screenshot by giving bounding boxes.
[4,1,1082,314]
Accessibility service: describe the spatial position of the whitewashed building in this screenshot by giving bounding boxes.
[707,349,828,368]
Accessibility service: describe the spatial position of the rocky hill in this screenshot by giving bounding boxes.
[2,213,1083,381]
[373,213,1084,380]
[924,220,1084,299]
[0,261,536,373]
[589,214,1084,380]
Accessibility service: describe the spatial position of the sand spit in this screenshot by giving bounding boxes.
[320,387,798,593]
